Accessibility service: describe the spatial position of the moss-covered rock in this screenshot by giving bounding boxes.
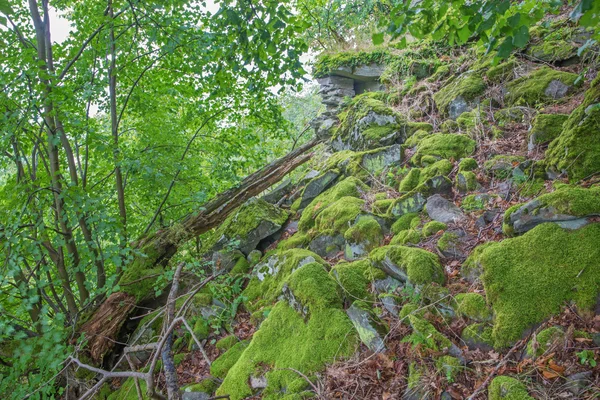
[526,326,565,358]
[405,315,453,351]
[484,155,526,179]
[494,107,530,126]
[330,259,385,301]
[298,176,368,232]
[476,223,600,348]
[528,113,568,146]
[504,67,580,106]
[370,245,445,286]
[389,176,453,217]
[346,300,388,352]
[403,129,431,148]
[313,196,365,236]
[204,198,289,255]
[331,93,409,151]
[546,77,600,181]
[411,134,476,166]
[461,323,494,351]
[390,228,422,245]
[503,185,600,235]
[433,73,486,118]
[436,355,462,382]
[183,378,219,395]
[391,213,420,234]
[461,193,490,211]
[211,341,249,379]
[344,216,384,259]
[455,171,479,193]
[459,157,478,172]
[454,293,492,322]
[313,50,391,78]
[216,335,239,351]
[488,376,534,400]
[422,221,447,237]
[486,58,517,83]
[399,168,422,192]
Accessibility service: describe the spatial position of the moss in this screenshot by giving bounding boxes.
[404,129,431,148]
[230,256,251,275]
[216,302,357,399]
[399,168,421,192]
[184,378,219,395]
[527,39,577,63]
[216,335,239,351]
[399,302,423,321]
[243,248,327,310]
[456,109,481,133]
[420,159,453,183]
[407,362,423,390]
[420,155,438,166]
[374,192,388,201]
[440,119,459,133]
[107,378,148,400]
[504,67,580,106]
[391,213,420,234]
[486,58,517,83]
[210,341,249,379]
[455,171,479,192]
[526,326,564,358]
[372,199,394,214]
[433,73,486,117]
[287,262,343,310]
[437,232,458,252]
[313,50,392,78]
[454,293,492,321]
[411,134,476,166]
[477,223,600,348]
[314,196,365,236]
[277,233,310,251]
[461,194,488,211]
[407,122,434,134]
[436,356,461,382]
[298,177,368,232]
[546,77,600,181]
[422,221,447,237]
[459,158,478,172]
[290,197,302,213]
[192,317,210,343]
[390,228,422,245]
[331,259,385,301]
[344,216,383,247]
[484,155,526,179]
[529,113,568,145]
[462,323,494,347]
[501,204,522,237]
[488,376,533,400]
[369,245,445,285]
[405,315,452,351]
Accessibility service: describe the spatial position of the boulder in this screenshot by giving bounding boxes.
[346,301,387,352]
[504,67,580,106]
[298,170,340,209]
[426,194,466,224]
[433,73,486,119]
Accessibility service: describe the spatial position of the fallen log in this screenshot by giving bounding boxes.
[79,138,320,362]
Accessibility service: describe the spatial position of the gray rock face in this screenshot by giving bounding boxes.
[373,276,403,294]
[249,375,268,390]
[545,79,572,99]
[309,234,345,258]
[381,296,399,315]
[346,302,386,352]
[390,176,453,217]
[212,249,246,274]
[280,283,309,317]
[330,110,403,152]
[507,198,592,234]
[426,195,466,224]
[261,178,293,204]
[448,96,472,120]
[328,63,386,81]
[299,170,339,208]
[182,393,211,400]
[360,144,402,173]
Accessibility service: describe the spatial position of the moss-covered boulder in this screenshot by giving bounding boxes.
[488,376,534,400]
[389,176,453,217]
[454,293,492,322]
[433,73,486,119]
[330,259,385,302]
[346,300,388,352]
[411,134,476,166]
[504,67,580,106]
[461,323,494,351]
[205,197,289,256]
[503,186,600,235]
[296,170,340,209]
[422,221,447,237]
[476,223,600,348]
[216,263,357,400]
[370,245,445,286]
[399,159,453,192]
[331,93,409,151]
[298,176,368,232]
[546,77,600,181]
[210,341,249,379]
[344,216,384,260]
[526,326,565,358]
[528,113,568,149]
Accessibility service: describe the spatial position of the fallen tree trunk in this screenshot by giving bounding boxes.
[79,138,320,362]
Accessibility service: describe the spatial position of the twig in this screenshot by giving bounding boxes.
[162,262,185,399]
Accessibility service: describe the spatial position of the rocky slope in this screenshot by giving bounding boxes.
[106,15,600,400]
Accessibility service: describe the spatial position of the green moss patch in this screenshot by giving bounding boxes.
[369,245,445,286]
[546,77,600,181]
[411,134,476,166]
[488,376,533,400]
[529,113,568,145]
[313,50,391,78]
[314,196,365,235]
[391,213,420,234]
[504,67,580,106]
[454,293,492,322]
[433,73,486,117]
[211,341,249,379]
[526,326,564,358]
[478,223,600,348]
[330,259,385,301]
[422,221,447,237]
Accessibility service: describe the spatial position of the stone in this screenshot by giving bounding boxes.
[389,176,453,217]
[426,195,466,224]
[298,170,340,208]
[360,144,402,173]
[381,296,399,315]
[448,96,471,120]
[372,276,403,294]
[346,302,386,352]
[544,79,571,99]
[182,393,211,400]
[309,233,345,258]
[261,178,293,204]
[329,63,386,81]
[564,371,593,396]
[249,375,268,390]
[212,249,246,274]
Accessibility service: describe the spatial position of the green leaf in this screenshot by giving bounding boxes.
[496,36,514,59]
[372,32,385,45]
[512,25,529,48]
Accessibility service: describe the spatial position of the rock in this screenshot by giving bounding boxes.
[344,216,384,260]
[370,245,445,286]
[298,170,339,208]
[411,134,476,166]
[261,178,293,204]
[504,186,599,235]
[433,73,486,119]
[346,302,386,352]
[448,96,471,120]
[389,176,453,216]
[372,276,403,293]
[483,155,526,179]
[328,63,386,81]
[309,233,345,258]
[212,249,248,274]
[280,283,309,317]
[462,323,494,352]
[528,113,568,151]
[488,376,534,399]
[360,144,402,173]
[426,195,466,224]
[249,375,268,390]
[504,67,580,106]
[544,79,572,99]
[564,371,593,396]
[381,296,399,315]
[207,197,289,256]
[182,393,211,400]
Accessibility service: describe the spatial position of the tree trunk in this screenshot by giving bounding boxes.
[79,138,320,362]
